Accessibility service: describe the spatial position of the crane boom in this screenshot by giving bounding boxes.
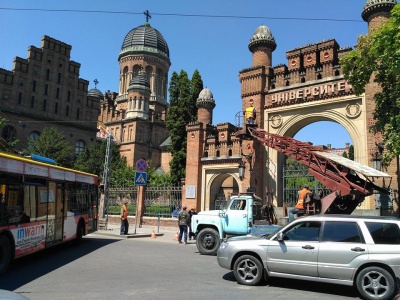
[237,126,391,214]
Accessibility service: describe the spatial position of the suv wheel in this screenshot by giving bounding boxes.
[233,254,263,286]
[356,266,395,300]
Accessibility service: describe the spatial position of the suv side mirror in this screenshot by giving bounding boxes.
[277,232,284,241]
[219,211,226,217]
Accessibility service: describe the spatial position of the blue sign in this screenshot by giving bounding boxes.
[136,159,148,172]
[134,171,147,186]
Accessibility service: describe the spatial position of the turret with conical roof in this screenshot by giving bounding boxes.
[362,0,397,32]
[196,88,216,125]
[248,25,277,68]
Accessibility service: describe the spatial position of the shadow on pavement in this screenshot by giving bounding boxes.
[0,237,119,291]
[221,271,358,298]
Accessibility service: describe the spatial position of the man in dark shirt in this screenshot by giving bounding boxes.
[177,206,189,244]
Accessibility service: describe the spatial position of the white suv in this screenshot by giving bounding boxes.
[217,215,400,300]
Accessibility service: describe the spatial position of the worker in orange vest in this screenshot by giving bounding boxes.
[120,200,129,235]
[289,184,311,222]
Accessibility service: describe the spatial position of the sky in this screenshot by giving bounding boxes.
[0,0,372,148]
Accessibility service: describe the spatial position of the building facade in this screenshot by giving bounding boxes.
[183,0,399,214]
[0,35,100,158]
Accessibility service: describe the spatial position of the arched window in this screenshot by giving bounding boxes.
[122,66,129,92]
[2,125,16,142]
[133,65,141,77]
[29,131,40,140]
[75,140,86,157]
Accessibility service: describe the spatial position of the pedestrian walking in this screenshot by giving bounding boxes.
[120,200,129,235]
[177,206,189,244]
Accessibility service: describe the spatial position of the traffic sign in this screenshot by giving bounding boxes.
[136,159,148,172]
[134,171,147,186]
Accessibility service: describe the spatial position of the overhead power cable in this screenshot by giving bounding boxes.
[0,7,363,23]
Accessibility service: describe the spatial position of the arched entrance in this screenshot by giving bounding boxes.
[201,167,240,211]
[264,94,374,209]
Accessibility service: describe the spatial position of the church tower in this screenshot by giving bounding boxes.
[98,15,171,168]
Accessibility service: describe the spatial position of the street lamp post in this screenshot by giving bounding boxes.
[238,160,245,181]
[372,150,382,214]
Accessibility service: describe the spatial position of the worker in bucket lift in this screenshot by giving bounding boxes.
[244,99,256,124]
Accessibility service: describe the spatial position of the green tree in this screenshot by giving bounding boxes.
[146,162,173,186]
[342,151,348,158]
[74,139,133,186]
[25,127,73,167]
[166,70,203,184]
[341,4,400,165]
[190,69,204,120]
[348,145,354,160]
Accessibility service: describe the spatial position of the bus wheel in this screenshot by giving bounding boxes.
[76,222,84,243]
[0,235,12,275]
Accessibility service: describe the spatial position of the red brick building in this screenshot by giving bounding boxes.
[183,0,399,214]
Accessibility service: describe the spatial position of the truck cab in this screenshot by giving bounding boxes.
[192,193,279,255]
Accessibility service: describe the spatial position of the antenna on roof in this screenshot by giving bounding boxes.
[94,79,99,88]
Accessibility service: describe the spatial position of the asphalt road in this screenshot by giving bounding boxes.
[0,232,361,300]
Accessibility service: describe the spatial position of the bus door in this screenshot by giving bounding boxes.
[46,181,64,243]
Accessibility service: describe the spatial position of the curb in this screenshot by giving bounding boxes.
[94,230,165,239]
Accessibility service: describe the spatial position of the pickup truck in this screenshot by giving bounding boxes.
[192,193,280,255]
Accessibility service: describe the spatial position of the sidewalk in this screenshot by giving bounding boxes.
[93,222,179,240]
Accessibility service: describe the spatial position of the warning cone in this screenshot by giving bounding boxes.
[174,231,179,241]
[151,230,157,239]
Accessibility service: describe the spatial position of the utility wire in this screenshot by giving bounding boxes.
[0,7,363,23]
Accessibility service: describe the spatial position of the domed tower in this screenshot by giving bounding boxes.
[119,21,171,117]
[362,0,397,33]
[236,24,277,200]
[248,25,277,68]
[87,87,104,100]
[98,18,171,168]
[196,88,216,125]
[240,24,277,128]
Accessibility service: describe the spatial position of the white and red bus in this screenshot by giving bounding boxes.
[0,151,99,274]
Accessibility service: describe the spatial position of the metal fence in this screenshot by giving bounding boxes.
[107,185,182,218]
[144,185,182,218]
[283,165,331,207]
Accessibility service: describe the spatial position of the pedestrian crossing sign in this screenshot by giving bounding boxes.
[134,171,147,186]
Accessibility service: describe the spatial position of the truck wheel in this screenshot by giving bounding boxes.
[233,254,263,286]
[0,235,12,275]
[356,266,395,300]
[196,228,220,255]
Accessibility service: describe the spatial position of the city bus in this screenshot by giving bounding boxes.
[0,151,99,274]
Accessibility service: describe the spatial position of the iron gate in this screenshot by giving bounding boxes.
[283,165,331,207]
